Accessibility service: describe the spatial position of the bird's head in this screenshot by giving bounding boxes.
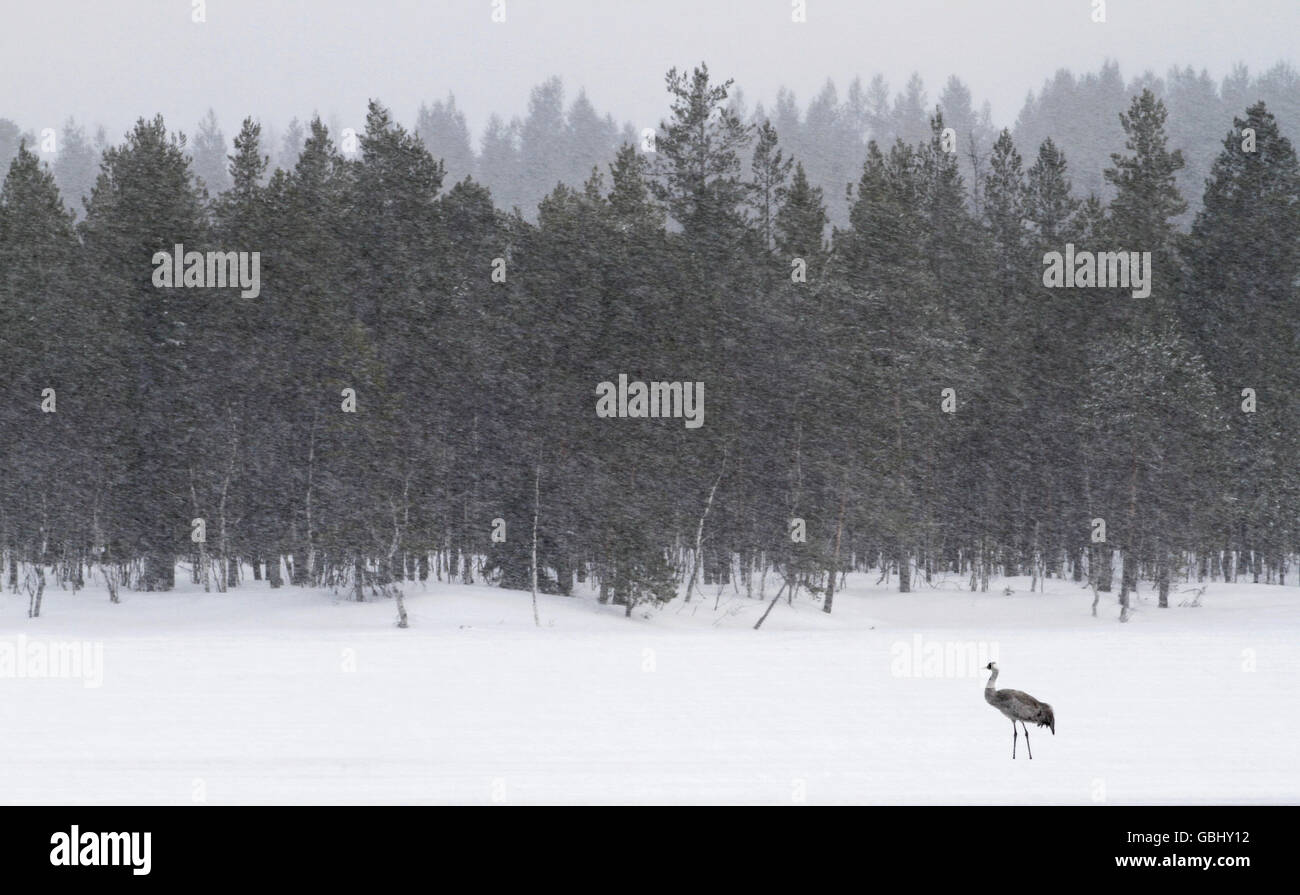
[985,661,998,672]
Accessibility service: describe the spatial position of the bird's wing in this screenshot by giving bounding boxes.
[1001,689,1046,714]
[1000,690,1054,728]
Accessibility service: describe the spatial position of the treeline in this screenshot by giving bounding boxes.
[1,62,1298,621]
[7,62,1299,230]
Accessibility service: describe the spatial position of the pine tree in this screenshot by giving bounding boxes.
[52,119,99,219]
[269,117,356,584]
[1082,327,1224,617]
[0,119,37,181]
[563,89,619,195]
[478,114,521,213]
[80,117,210,590]
[517,77,569,216]
[193,108,232,196]
[0,142,83,607]
[277,117,305,172]
[839,137,968,590]
[748,120,793,249]
[652,63,754,238]
[1105,90,1187,267]
[775,162,827,262]
[1025,138,1080,246]
[1180,102,1300,581]
[1089,90,1213,611]
[606,143,663,232]
[415,93,476,187]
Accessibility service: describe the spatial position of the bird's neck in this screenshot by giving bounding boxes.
[985,669,998,692]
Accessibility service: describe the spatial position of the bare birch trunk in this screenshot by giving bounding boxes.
[824,495,846,614]
[685,453,726,604]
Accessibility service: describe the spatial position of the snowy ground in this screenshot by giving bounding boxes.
[1,569,1296,804]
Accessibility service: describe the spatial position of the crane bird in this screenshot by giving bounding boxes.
[984,662,1055,758]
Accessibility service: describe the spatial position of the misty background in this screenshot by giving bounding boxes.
[3,0,1299,227]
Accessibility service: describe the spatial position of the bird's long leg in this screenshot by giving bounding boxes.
[1022,721,1032,759]
[1012,722,1017,759]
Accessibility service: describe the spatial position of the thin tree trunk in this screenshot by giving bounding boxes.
[1119,551,1136,623]
[753,578,789,630]
[896,545,910,593]
[685,452,726,603]
[824,495,846,614]
[531,463,540,627]
[1157,550,1170,608]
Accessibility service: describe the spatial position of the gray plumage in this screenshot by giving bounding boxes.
[984,662,1054,759]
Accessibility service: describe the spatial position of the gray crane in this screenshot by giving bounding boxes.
[984,662,1055,758]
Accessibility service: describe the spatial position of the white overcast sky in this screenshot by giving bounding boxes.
[2,0,1296,143]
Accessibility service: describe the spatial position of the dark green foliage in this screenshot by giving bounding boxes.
[0,69,1294,613]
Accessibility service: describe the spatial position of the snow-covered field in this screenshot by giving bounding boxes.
[2,570,1296,804]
